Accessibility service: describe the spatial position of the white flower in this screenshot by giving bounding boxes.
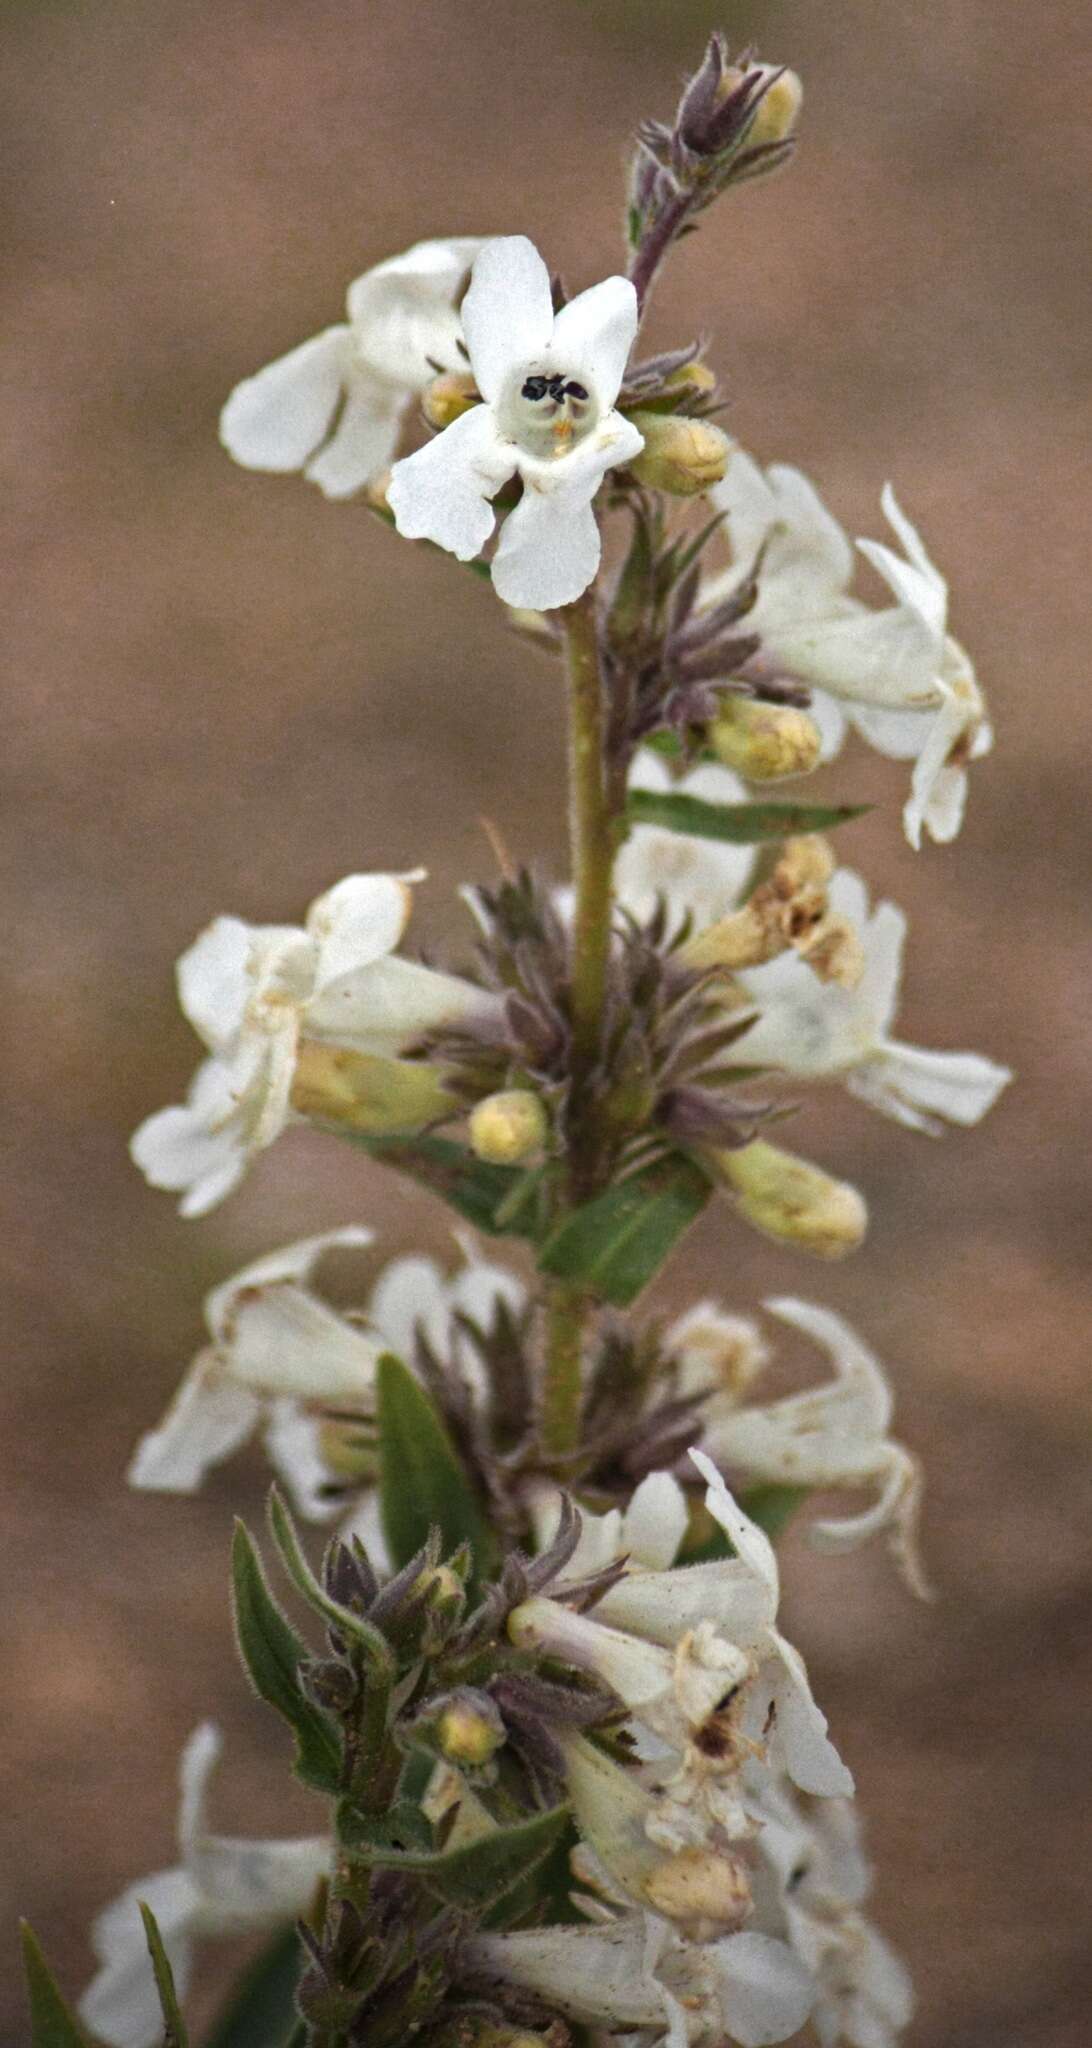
[387,235,643,610]
[749,1776,913,2048]
[129,1232,523,1515]
[733,867,1011,1132]
[526,1468,691,1581]
[130,871,490,1215]
[80,1723,328,2048]
[220,236,485,499]
[614,750,756,926]
[467,1915,815,2047]
[705,452,991,846]
[678,1299,929,1597]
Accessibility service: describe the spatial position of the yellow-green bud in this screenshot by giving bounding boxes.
[421,370,480,430]
[718,1139,867,1259]
[745,66,804,149]
[628,412,731,496]
[644,1846,752,1931]
[635,360,718,414]
[469,1088,548,1164]
[437,1700,505,1768]
[710,696,822,782]
[291,1041,457,1135]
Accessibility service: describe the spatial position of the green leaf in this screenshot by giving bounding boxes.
[268,1490,393,1676]
[364,1805,572,1913]
[140,1904,188,2048]
[626,790,870,843]
[203,1927,303,2048]
[230,1521,341,1794]
[348,1134,532,1237]
[376,1353,491,1586]
[537,1155,711,1307]
[20,1924,90,2048]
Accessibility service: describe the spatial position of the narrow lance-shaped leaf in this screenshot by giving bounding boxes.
[537,1154,712,1307]
[230,1521,342,1794]
[267,1489,393,1677]
[19,1924,90,2048]
[139,1904,189,2048]
[360,1804,572,1912]
[344,1133,533,1238]
[376,1352,492,1587]
[626,790,870,843]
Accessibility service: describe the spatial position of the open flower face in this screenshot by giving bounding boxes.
[388,235,644,610]
[80,1724,329,2048]
[735,867,1011,1133]
[704,452,990,846]
[130,871,491,1215]
[220,236,485,499]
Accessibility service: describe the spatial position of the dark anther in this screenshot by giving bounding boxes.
[787,1860,810,1893]
[564,379,589,400]
[520,372,590,405]
[521,374,551,401]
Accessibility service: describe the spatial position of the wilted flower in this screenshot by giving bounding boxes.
[735,868,1012,1132]
[668,1298,929,1596]
[130,871,492,1215]
[704,451,991,845]
[80,1724,328,2048]
[220,236,484,498]
[388,235,644,609]
[130,1231,523,1512]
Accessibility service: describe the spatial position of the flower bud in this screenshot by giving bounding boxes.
[468,1088,548,1163]
[421,370,480,430]
[628,413,731,496]
[709,697,822,782]
[716,1140,868,1258]
[635,360,718,415]
[643,1845,752,1932]
[742,65,804,149]
[776,833,835,893]
[437,1694,506,1768]
[291,1041,456,1134]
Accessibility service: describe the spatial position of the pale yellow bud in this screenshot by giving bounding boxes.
[644,1846,752,1931]
[717,1140,867,1258]
[710,697,822,782]
[636,361,718,414]
[416,1564,464,1607]
[291,1041,457,1135]
[746,66,804,149]
[437,1701,505,1768]
[628,412,731,495]
[775,834,835,893]
[469,1088,548,1164]
[796,911,865,988]
[680,903,781,974]
[421,371,480,430]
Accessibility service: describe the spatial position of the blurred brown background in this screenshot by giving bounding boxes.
[3,0,1090,2040]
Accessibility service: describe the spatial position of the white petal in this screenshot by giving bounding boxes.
[444,1255,526,1336]
[713,1931,816,2047]
[596,1557,774,1649]
[868,1042,1012,1126]
[768,1632,854,1797]
[129,1065,247,1218]
[461,236,555,402]
[764,1298,893,1432]
[623,1472,690,1570]
[176,917,253,1054]
[304,375,404,498]
[846,701,933,759]
[128,1351,260,1493]
[220,325,352,472]
[764,463,856,597]
[549,275,638,408]
[808,689,850,760]
[178,1720,221,1855]
[773,605,941,710]
[306,953,490,1057]
[691,1449,780,1599]
[368,1253,448,1356]
[191,1833,330,1928]
[206,1226,374,1329]
[491,482,602,610]
[219,1286,380,1405]
[387,402,515,559]
[306,872,418,988]
[466,1923,664,2031]
[347,236,484,388]
[264,1401,344,1521]
[81,1869,200,2048]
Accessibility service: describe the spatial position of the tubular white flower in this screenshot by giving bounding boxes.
[80,1724,329,2048]
[704,452,990,846]
[614,751,757,926]
[695,1298,930,1598]
[388,235,643,610]
[220,236,485,499]
[131,871,493,1215]
[734,867,1011,1132]
[466,1915,814,2046]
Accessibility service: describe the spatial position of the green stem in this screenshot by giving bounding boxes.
[540,586,617,1459]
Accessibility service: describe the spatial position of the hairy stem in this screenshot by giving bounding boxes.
[541,1279,589,1459]
[628,187,695,316]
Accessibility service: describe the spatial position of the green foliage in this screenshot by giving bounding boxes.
[230,1521,341,1793]
[626,789,870,842]
[202,1928,303,2048]
[376,1353,491,1586]
[537,1154,711,1305]
[362,1804,572,1915]
[19,1924,90,2048]
[139,1904,188,2048]
[267,1490,393,1675]
[349,1134,533,1236]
